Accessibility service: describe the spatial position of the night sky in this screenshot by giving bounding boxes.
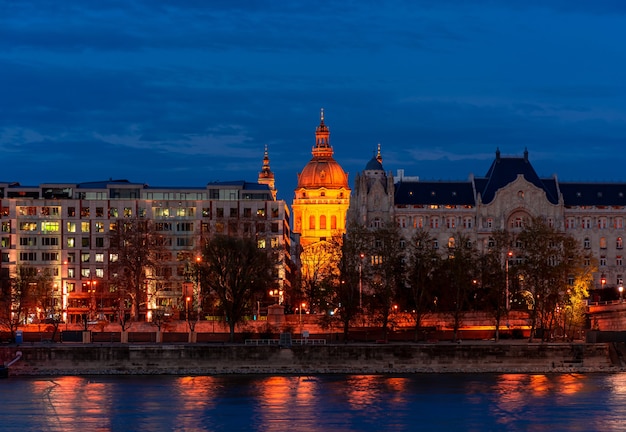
[2,1,626,202]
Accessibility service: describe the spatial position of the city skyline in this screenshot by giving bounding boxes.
[2,1,626,202]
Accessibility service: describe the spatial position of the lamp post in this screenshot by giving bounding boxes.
[619,285,624,303]
[269,289,283,305]
[359,253,365,310]
[505,251,512,311]
[195,256,202,321]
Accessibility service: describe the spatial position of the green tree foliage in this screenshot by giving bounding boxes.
[516,217,586,341]
[201,235,273,342]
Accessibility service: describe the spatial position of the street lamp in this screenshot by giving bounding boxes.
[619,285,624,302]
[269,289,283,304]
[185,296,191,321]
[87,280,97,321]
[299,302,306,323]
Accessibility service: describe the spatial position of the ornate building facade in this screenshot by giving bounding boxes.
[292,110,350,247]
[349,148,626,299]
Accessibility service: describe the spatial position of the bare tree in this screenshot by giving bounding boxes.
[480,229,513,342]
[108,217,168,321]
[436,233,479,343]
[335,224,370,341]
[300,240,340,313]
[406,229,440,341]
[201,235,273,342]
[0,266,38,340]
[368,225,405,342]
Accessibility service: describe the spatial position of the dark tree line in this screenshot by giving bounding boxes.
[314,217,594,342]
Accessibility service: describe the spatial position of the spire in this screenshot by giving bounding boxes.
[376,143,382,164]
[312,108,333,158]
[258,144,276,199]
[496,147,501,162]
[524,147,529,162]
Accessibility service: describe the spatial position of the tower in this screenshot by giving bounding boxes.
[258,144,276,200]
[347,143,395,228]
[292,109,350,246]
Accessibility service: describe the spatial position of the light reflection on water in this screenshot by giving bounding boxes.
[1,373,625,431]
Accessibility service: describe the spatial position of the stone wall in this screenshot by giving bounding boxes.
[0,343,615,376]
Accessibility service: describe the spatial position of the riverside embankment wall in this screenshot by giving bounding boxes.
[0,343,617,376]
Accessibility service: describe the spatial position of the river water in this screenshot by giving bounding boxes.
[1,373,625,431]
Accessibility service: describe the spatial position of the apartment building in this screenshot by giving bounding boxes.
[0,179,293,324]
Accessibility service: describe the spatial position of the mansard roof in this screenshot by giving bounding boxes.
[559,182,626,207]
[476,151,559,205]
[395,181,475,206]
[390,150,626,208]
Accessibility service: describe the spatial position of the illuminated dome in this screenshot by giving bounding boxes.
[296,109,349,189]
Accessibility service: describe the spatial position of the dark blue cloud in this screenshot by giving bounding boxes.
[0,1,625,201]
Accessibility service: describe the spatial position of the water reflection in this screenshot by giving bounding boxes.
[2,373,626,431]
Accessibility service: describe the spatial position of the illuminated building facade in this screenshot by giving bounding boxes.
[349,148,626,299]
[0,154,292,324]
[292,110,350,247]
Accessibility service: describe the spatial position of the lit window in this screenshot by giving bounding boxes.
[41,222,59,233]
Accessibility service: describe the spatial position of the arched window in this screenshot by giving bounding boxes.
[600,237,607,249]
[617,237,623,249]
[584,238,591,249]
[309,215,315,230]
[331,215,337,230]
[448,237,456,248]
[320,215,327,230]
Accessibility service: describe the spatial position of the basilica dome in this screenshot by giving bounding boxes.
[297,157,349,189]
